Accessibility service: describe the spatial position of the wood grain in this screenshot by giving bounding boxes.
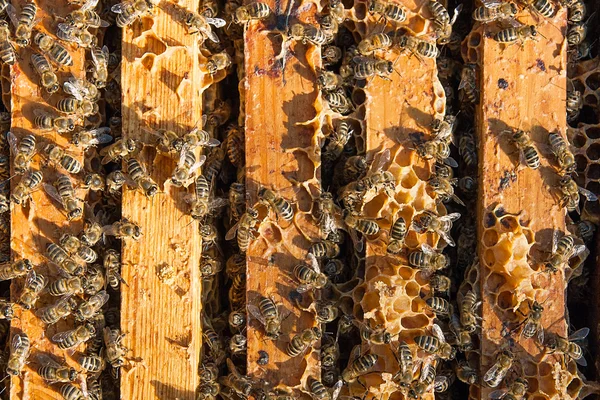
[243,1,322,392]
[119,1,205,398]
[473,10,570,399]
[9,0,87,397]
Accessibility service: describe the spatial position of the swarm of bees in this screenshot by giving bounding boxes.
[0,0,595,397]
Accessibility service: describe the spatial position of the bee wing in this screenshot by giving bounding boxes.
[206,136,221,147]
[450,3,463,25]
[208,197,229,212]
[347,227,364,252]
[99,19,111,27]
[441,212,461,222]
[206,17,226,27]
[443,156,458,168]
[63,80,86,100]
[480,0,503,6]
[81,0,99,11]
[369,148,391,174]
[111,2,128,14]
[36,353,63,368]
[578,185,598,201]
[43,183,64,204]
[483,363,502,386]
[225,219,242,240]
[438,229,455,247]
[296,284,313,293]
[432,323,446,343]
[570,243,588,259]
[208,30,221,43]
[488,389,508,399]
[537,327,544,345]
[188,155,207,175]
[551,230,560,253]
[86,128,113,145]
[52,329,83,347]
[306,252,321,273]
[6,132,17,156]
[331,380,343,400]
[576,355,588,367]
[569,327,590,341]
[421,243,436,256]
[247,304,267,326]
[57,23,77,40]
[6,4,19,28]
[450,193,465,206]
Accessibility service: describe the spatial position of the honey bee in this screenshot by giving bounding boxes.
[431,114,458,143]
[459,290,481,332]
[225,207,261,252]
[111,0,155,27]
[322,45,343,66]
[546,327,589,365]
[34,32,73,66]
[494,25,538,44]
[232,2,271,24]
[368,0,407,23]
[286,327,321,357]
[57,23,97,48]
[428,1,463,44]
[75,290,109,321]
[229,333,247,356]
[53,322,96,349]
[415,139,458,167]
[566,89,583,122]
[207,52,232,75]
[323,89,353,114]
[104,327,127,368]
[290,23,329,46]
[343,213,379,251]
[359,323,392,345]
[64,77,100,102]
[82,173,105,192]
[37,354,78,383]
[323,121,353,164]
[567,21,587,46]
[352,56,394,80]
[430,274,451,297]
[105,249,126,288]
[557,174,597,213]
[126,157,159,197]
[397,34,440,59]
[472,1,518,23]
[313,191,342,240]
[81,218,104,246]
[170,150,206,188]
[484,349,514,387]
[567,1,586,23]
[0,299,14,320]
[307,376,342,400]
[293,253,329,292]
[42,143,82,174]
[33,109,76,133]
[7,2,37,46]
[221,358,253,397]
[357,32,392,55]
[455,360,478,385]
[426,296,451,316]
[502,128,540,169]
[459,63,478,106]
[317,69,345,92]
[459,132,477,167]
[181,10,225,43]
[449,312,473,351]
[415,324,456,360]
[66,0,110,29]
[0,21,15,65]
[489,377,529,400]
[44,174,83,220]
[60,384,85,400]
[321,333,340,368]
[82,265,105,295]
[103,219,142,240]
[46,242,84,276]
[572,220,596,244]
[186,175,228,220]
[56,96,99,118]
[526,0,554,18]
[515,300,544,343]
[77,354,105,373]
[386,215,407,254]
[393,341,414,388]
[6,333,30,376]
[17,270,46,309]
[31,52,59,93]
[545,231,587,273]
[342,155,368,184]
[8,133,36,174]
[427,175,465,205]
[309,239,340,259]
[90,45,109,88]
[36,295,78,324]
[342,346,378,382]
[11,170,43,206]
[409,243,449,276]
[47,274,84,296]
[248,295,284,340]
[412,210,461,246]
[224,125,244,167]
[407,359,445,399]
[258,187,294,221]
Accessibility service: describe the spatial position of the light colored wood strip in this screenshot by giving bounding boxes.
[243,4,322,391]
[119,1,205,398]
